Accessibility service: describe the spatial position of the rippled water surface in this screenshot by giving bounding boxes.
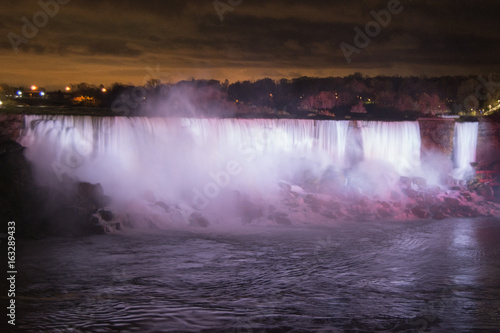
[12,218,500,332]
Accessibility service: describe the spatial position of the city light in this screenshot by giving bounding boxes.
[65,87,71,92]
[31,85,37,90]
[101,87,107,93]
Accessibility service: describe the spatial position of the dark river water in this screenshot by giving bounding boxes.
[10,218,500,332]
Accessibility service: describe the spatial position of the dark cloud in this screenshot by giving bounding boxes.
[0,0,499,88]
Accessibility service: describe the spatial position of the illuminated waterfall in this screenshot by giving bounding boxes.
[19,116,481,217]
[453,121,479,180]
[359,121,421,176]
[19,116,350,206]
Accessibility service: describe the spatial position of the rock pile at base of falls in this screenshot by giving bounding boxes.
[2,135,499,236]
[272,176,500,224]
[47,182,115,236]
[0,139,116,237]
[116,176,500,230]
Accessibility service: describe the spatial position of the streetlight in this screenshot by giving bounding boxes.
[31,85,37,91]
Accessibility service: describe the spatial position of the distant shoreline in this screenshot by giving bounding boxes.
[1,105,423,121]
[0,105,117,116]
[2,105,494,124]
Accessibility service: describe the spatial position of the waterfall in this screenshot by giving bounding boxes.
[26,115,492,218]
[14,115,485,227]
[19,116,351,207]
[19,115,484,217]
[453,122,479,180]
[360,121,421,176]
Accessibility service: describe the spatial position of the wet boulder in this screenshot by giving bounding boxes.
[99,209,114,221]
[401,187,417,199]
[238,198,263,224]
[411,205,430,218]
[399,176,412,188]
[456,205,479,218]
[459,191,473,201]
[76,182,111,209]
[443,197,460,208]
[379,201,391,209]
[475,183,494,199]
[322,210,337,219]
[430,204,448,220]
[377,207,391,218]
[304,194,328,212]
[376,201,392,218]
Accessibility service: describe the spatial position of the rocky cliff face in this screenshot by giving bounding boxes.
[0,140,46,237]
[0,137,110,237]
[418,119,454,158]
[477,119,500,169]
[0,115,113,237]
[0,140,109,238]
[419,117,500,170]
[0,115,23,143]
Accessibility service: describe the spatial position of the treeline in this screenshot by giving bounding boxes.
[3,74,499,118]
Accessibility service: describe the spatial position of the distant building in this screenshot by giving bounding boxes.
[15,89,47,100]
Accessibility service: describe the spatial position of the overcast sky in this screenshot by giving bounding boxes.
[1,0,499,89]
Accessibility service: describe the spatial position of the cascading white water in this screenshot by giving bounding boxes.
[15,115,486,228]
[359,121,421,176]
[316,120,349,168]
[453,121,479,180]
[341,121,422,197]
[19,116,350,211]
